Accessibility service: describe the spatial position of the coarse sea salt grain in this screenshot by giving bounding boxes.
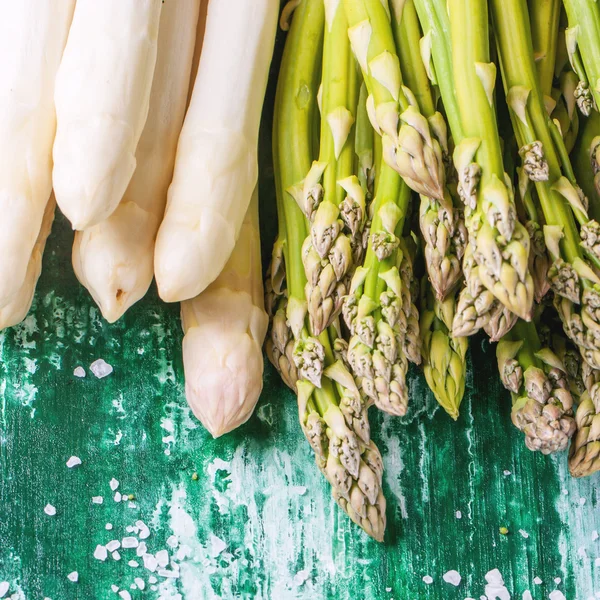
[443,571,461,586]
[92,496,103,504]
[549,592,566,600]
[112,551,121,561]
[105,523,113,531]
[593,531,599,541]
[484,569,510,600]
[596,557,600,567]
[0,582,8,598]
[73,367,86,378]
[155,550,169,567]
[533,577,543,585]
[423,576,433,585]
[122,537,138,549]
[456,511,462,519]
[114,492,122,503]
[522,592,533,600]
[44,504,56,516]
[148,576,157,584]
[66,456,82,468]
[67,572,78,583]
[106,540,120,552]
[111,585,119,593]
[136,542,147,557]
[128,560,139,568]
[94,545,108,561]
[554,577,562,584]
[135,578,145,591]
[519,529,529,539]
[580,497,587,506]
[143,554,158,572]
[166,536,178,548]
[118,591,131,600]
[90,359,113,379]
[503,470,511,476]
[109,478,119,491]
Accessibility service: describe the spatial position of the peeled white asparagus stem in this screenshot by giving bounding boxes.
[0,197,55,330]
[154,0,278,303]
[187,0,209,107]
[181,189,268,438]
[53,0,162,230]
[0,1,74,308]
[72,0,201,323]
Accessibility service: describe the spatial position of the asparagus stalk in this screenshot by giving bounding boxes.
[419,278,468,420]
[572,110,600,217]
[154,0,278,302]
[497,321,576,454]
[344,0,446,200]
[392,0,467,301]
[294,0,359,335]
[53,0,161,230]
[274,0,385,541]
[181,189,268,437]
[0,2,74,308]
[72,0,201,322]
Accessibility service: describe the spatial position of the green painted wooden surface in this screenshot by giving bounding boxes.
[1,26,600,600]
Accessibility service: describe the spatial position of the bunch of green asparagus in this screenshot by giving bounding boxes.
[267,0,600,541]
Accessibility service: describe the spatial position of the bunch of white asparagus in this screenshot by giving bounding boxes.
[2,0,277,437]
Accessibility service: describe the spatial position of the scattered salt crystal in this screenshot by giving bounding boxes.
[130,584,137,590]
[90,359,113,379]
[118,592,131,600]
[135,578,145,591]
[128,560,139,568]
[533,577,543,585]
[44,504,56,516]
[522,592,532,600]
[143,554,158,572]
[385,588,392,593]
[121,495,128,503]
[485,569,510,600]
[112,551,121,561]
[136,520,150,539]
[549,592,566,600]
[455,511,462,519]
[106,540,121,552]
[126,526,134,533]
[580,497,587,506]
[519,529,529,539]
[554,578,562,584]
[136,542,147,557]
[593,531,599,541]
[596,557,600,567]
[166,536,178,548]
[155,550,169,567]
[109,478,119,491]
[423,576,433,585]
[122,537,138,549]
[443,570,461,586]
[157,569,179,579]
[111,585,119,593]
[562,489,568,495]
[67,572,78,583]
[150,586,157,592]
[0,582,8,598]
[73,367,86,378]
[114,492,122,502]
[94,545,108,561]
[149,576,157,584]
[503,470,511,476]
[92,496,103,504]
[578,547,588,559]
[209,534,227,557]
[176,545,192,561]
[105,523,113,531]
[66,456,81,468]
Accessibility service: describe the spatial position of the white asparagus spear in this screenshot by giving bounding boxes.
[0,1,74,308]
[154,0,278,303]
[181,189,268,438]
[53,0,162,230]
[0,197,56,330]
[72,0,201,323]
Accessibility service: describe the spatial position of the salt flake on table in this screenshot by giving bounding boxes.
[44,504,56,516]
[106,540,121,552]
[112,551,121,561]
[92,496,103,504]
[596,557,600,567]
[533,577,543,585]
[443,570,462,586]
[66,456,82,468]
[135,578,145,590]
[90,359,113,378]
[128,560,139,568]
[105,523,113,531]
[148,576,157,584]
[158,569,179,579]
[503,470,511,476]
[484,569,510,600]
[593,531,599,541]
[578,547,587,559]
[114,492,122,502]
[522,592,532,600]
[73,367,86,378]
[122,537,138,549]
[209,534,227,557]
[554,577,562,584]
[136,542,147,557]
[519,529,529,539]
[0,582,8,598]
[155,550,169,567]
[423,576,433,585]
[109,478,119,491]
[549,592,566,600]
[456,511,462,519]
[166,535,178,548]
[118,591,131,600]
[136,520,150,539]
[111,585,119,593]
[143,553,158,572]
[67,572,78,583]
[94,545,108,561]
[580,497,587,506]
[385,587,392,593]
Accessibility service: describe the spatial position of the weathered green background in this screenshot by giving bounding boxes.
[1,24,600,600]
